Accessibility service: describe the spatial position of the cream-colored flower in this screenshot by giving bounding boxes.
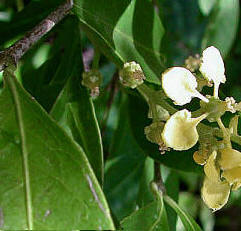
[204,150,220,182]
[201,151,230,211]
[218,148,241,191]
[200,46,226,98]
[162,67,208,105]
[162,109,207,150]
[222,167,241,191]
[218,148,241,170]
[201,176,230,211]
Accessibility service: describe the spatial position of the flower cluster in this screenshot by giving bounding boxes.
[160,46,241,210]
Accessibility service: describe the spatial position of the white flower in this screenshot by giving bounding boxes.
[162,67,208,106]
[162,109,208,150]
[200,46,226,98]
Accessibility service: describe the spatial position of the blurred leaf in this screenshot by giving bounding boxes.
[176,192,199,231]
[104,96,146,220]
[200,204,215,231]
[73,0,165,84]
[159,0,206,65]
[120,196,169,231]
[198,0,217,16]
[202,0,240,57]
[127,94,203,174]
[0,0,64,46]
[164,195,202,231]
[0,73,114,229]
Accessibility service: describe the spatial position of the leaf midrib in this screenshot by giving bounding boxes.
[5,74,33,230]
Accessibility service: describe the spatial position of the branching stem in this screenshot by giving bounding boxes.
[0,0,73,72]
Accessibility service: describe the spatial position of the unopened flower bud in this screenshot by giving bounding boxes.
[145,122,164,145]
[119,61,145,88]
[185,54,201,72]
[82,69,102,90]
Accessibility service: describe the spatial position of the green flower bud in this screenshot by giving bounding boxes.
[82,69,102,90]
[184,54,201,72]
[119,61,145,88]
[200,96,226,122]
[144,122,164,145]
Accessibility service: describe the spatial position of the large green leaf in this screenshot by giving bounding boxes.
[0,71,114,229]
[136,157,155,208]
[73,0,165,84]
[104,95,146,220]
[202,0,240,57]
[50,74,104,185]
[120,196,169,231]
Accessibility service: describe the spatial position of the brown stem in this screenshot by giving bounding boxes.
[0,0,73,72]
[154,161,166,194]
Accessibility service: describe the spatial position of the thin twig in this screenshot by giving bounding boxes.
[154,161,166,194]
[0,0,73,72]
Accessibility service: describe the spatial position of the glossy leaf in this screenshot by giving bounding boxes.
[136,157,155,208]
[73,0,165,84]
[164,195,202,231]
[0,72,114,229]
[104,96,146,220]
[120,197,169,231]
[202,0,240,57]
[50,75,104,185]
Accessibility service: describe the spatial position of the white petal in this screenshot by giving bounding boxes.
[162,109,207,150]
[162,67,207,105]
[200,46,226,97]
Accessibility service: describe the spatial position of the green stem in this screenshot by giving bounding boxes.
[217,118,232,148]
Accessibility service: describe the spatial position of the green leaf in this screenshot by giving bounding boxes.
[164,170,179,231]
[164,195,202,231]
[202,0,240,57]
[120,196,169,231]
[50,75,104,185]
[198,0,217,16]
[104,95,146,220]
[21,16,82,112]
[136,157,155,208]
[0,72,114,229]
[73,0,165,84]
